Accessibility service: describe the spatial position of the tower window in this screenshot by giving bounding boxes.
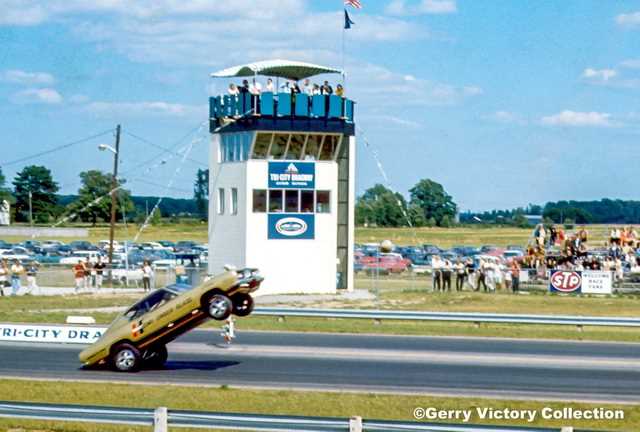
[316,190,330,213]
[304,134,321,160]
[217,188,225,215]
[286,134,305,160]
[269,190,283,212]
[231,188,238,215]
[253,133,271,159]
[285,190,299,212]
[252,189,266,212]
[300,190,314,213]
[269,134,288,159]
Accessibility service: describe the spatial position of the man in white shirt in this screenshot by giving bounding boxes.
[280,82,291,93]
[249,78,262,95]
[265,78,274,92]
[302,78,313,95]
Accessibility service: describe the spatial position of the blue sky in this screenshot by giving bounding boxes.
[1,0,640,211]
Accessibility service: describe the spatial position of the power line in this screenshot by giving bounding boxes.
[123,129,208,168]
[0,129,115,168]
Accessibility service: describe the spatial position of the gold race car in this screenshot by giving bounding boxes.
[79,267,263,372]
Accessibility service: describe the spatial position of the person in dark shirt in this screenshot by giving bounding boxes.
[321,80,333,95]
[93,257,106,289]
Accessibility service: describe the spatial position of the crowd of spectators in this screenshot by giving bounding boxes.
[228,78,345,97]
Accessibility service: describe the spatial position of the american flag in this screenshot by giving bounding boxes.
[344,0,362,9]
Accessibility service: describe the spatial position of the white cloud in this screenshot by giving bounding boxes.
[365,115,422,129]
[85,101,205,118]
[616,11,640,28]
[486,111,525,125]
[582,68,617,82]
[621,59,640,69]
[541,110,616,127]
[386,0,457,16]
[0,69,55,85]
[11,88,63,104]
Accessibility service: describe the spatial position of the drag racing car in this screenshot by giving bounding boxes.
[79,267,263,372]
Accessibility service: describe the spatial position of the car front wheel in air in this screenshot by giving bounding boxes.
[231,293,254,317]
[207,294,232,320]
[111,343,141,372]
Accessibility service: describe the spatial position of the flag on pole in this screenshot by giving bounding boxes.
[344,0,362,9]
[344,9,355,29]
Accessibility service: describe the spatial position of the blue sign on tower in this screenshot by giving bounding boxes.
[268,162,315,189]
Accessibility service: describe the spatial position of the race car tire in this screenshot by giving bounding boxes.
[231,293,254,317]
[207,294,232,320]
[143,345,168,369]
[111,343,141,372]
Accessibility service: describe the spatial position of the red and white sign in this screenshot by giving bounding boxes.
[550,271,582,293]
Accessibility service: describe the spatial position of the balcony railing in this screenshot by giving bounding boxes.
[209,92,355,125]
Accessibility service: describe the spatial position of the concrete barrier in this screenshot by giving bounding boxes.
[0,227,88,238]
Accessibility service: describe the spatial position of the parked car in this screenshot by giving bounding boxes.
[69,241,98,251]
[158,241,176,250]
[360,253,410,274]
[60,250,103,265]
[175,241,198,252]
[79,267,263,371]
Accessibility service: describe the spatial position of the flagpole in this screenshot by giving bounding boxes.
[342,9,346,88]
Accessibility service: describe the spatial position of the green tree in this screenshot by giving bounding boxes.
[0,168,12,203]
[67,170,133,226]
[409,179,457,227]
[194,168,209,219]
[355,184,408,227]
[12,165,60,223]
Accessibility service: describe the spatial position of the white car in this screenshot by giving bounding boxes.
[0,249,32,262]
[98,240,123,252]
[60,251,103,265]
[140,242,172,251]
[111,267,144,285]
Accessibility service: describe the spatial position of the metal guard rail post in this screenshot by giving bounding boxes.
[0,401,592,432]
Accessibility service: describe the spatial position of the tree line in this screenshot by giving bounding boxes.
[0,165,208,225]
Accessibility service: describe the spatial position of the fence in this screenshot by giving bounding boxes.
[0,401,587,432]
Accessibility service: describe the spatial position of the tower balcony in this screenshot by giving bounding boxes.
[209,92,355,136]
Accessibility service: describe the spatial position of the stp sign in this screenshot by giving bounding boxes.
[549,270,582,293]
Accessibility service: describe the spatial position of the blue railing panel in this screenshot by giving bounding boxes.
[345,100,354,122]
[222,95,231,116]
[277,93,291,116]
[295,93,309,117]
[244,93,253,115]
[209,97,215,119]
[328,95,342,118]
[311,95,325,117]
[261,92,274,116]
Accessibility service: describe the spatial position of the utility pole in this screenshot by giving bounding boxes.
[108,124,121,268]
[28,190,33,228]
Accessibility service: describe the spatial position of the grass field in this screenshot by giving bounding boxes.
[0,379,637,432]
[0,222,623,248]
[3,288,640,342]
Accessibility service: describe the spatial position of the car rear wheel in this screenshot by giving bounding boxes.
[111,343,141,372]
[231,293,254,317]
[207,294,232,320]
[143,345,168,369]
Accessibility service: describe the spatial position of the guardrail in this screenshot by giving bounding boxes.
[0,401,586,432]
[254,308,640,328]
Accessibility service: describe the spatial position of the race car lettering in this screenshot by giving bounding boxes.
[131,321,145,338]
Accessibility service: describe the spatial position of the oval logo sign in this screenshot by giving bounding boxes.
[275,217,308,237]
[550,271,581,292]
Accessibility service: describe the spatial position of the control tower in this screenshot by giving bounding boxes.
[207,60,356,295]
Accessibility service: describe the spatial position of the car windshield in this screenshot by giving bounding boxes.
[123,289,177,320]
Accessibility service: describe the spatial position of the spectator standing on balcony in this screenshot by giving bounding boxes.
[25,261,39,294]
[227,83,239,96]
[249,78,262,95]
[142,260,153,292]
[321,80,333,95]
[265,78,274,92]
[336,84,344,97]
[93,257,106,289]
[10,260,24,295]
[510,259,521,293]
[432,255,442,292]
[312,83,321,95]
[240,79,250,93]
[301,78,313,95]
[73,260,85,293]
[291,81,301,94]
[280,81,291,93]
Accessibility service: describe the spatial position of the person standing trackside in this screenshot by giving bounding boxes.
[10,260,24,295]
[26,261,39,294]
[93,257,106,289]
[0,259,8,296]
[432,255,442,292]
[83,258,91,290]
[510,259,521,293]
[142,260,153,292]
[454,259,465,291]
[441,259,452,292]
[476,258,487,292]
[73,260,85,293]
